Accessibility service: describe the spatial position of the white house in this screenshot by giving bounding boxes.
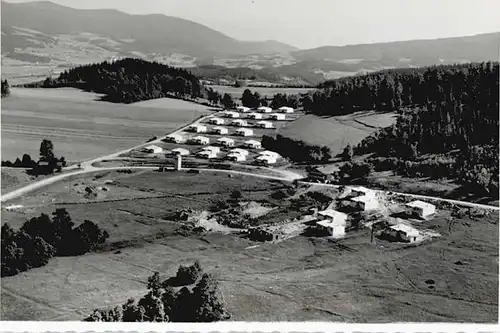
[187,124,207,133]
[255,120,274,129]
[343,186,376,199]
[235,128,254,137]
[208,117,225,125]
[269,113,286,121]
[231,119,248,127]
[142,145,163,154]
[387,223,420,243]
[259,150,280,159]
[172,148,190,156]
[229,148,249,156]
[243,139,262,149]
[190,136,210,145]
[164,133,185,143]
[316,209,348,238]
[212,126,228,135]
[247,112,263,120]
[257,106,272,113]
[406,200,436,219]
[197,150,217,159]
[223,111,240,118]
[236,106,251,113]
[202,146,221,154]
[350,195,379,211]
[226,153,246,162]
[278,106,294,113]
[255,155,277,165]
[217,137,235,147]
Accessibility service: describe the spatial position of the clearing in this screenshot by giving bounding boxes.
[1,169,497,322]
[1,88,213,162]
[278,111,397,155]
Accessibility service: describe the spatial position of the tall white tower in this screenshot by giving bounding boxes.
[175,154,182,171]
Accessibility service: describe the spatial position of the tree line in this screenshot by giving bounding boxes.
[85,261,229,322]
[1,209,109,277]
[261,134,332,163]
[26,58,203,104]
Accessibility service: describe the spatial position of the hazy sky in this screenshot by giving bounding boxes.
[6,0,500,49]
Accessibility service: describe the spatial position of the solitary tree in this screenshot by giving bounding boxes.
[221,93,234,109]
[192,273,228,322]
[39,139,55,161]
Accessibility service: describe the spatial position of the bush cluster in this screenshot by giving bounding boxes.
[261,134,331,163]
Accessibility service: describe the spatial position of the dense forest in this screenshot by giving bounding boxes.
[304,62,499,198]
[27,58,203,103]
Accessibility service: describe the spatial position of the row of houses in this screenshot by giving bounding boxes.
[193,146,281,164]
[220,112,287,121]
[205,119,276,128]
[233,106,294,114]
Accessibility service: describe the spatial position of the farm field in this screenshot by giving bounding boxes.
[1,169,498,322]
[278,111,397,155]
[1,88,213,162]
[209,85,315,99]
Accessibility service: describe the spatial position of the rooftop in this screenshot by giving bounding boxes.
[317,209,348,220]
[406,200,435,210]
[390,223,420,237]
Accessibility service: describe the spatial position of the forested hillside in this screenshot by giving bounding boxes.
[308,62,498,199]
[28,58,203,103]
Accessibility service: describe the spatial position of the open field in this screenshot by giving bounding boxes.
[209,85,315,99]
[1,169,498,322]
[1,88,213,162]
[1,168,39,193]
[278,111,397,155]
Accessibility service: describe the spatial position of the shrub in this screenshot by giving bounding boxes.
[174,261,203,286]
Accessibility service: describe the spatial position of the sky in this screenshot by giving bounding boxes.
[5,0,500,49]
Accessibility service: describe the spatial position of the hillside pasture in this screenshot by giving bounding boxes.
[1,88,213,162]
[1,169,497,322]
[208,85,314,99]
[278,111,397,155]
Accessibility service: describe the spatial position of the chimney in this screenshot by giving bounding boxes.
[175,154,182,171]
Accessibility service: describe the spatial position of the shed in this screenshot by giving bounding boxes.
[142,145,163,154]
[172,148,190,156]
[384,223,420,243]
[255,120,274,129]
[190,136,210,145]
[235,128,254,137]
[187,124,207,133]
[226,153,246,162]
[316,219,346,238]
[269,113,286,120]
[278,106,294,113]
[208,117,225,125]
[212,126,228,135]
[223,111,240,118]
[247,112,263,120]
[164,133,185,143]
[257,106,272,113]
[350,195,379,211]
[229,148,249,156]
[236,106,251,113]
[217,137,235,147]
[231,119,248,127]
[406,200,436,219]
[244,140,262,149]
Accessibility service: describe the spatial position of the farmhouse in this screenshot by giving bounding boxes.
[236,106,251,113]
[226,153,246,162]
[208,117,225,125]
[316,209,348,238]
[172,148,190,156]
[406,200,436,219]
[382,223,420,243]
[278,106,294,113]
[187,124,207,133]
[197,150,217,159]
[202,146,221,154]
[229,148,249,156]
[164,133,185,143]
[244,140,262,149]
[255,155,277,165]
[247,112,263,120]
[255,120,274,129]
[141,145,163,154]
[350,195,379,211]
[257,106,272,113]
[235,128,254,137]
[223,111,240,118]
[231,119,248,127]
[217,137,235,147]
[212,126,229,135]
[269,113,286,120]
[190,136,210,145]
